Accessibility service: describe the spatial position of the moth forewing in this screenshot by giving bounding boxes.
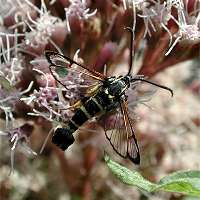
[50,53,71,67]
[46,51,106,81]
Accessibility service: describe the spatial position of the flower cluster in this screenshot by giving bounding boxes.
[123,0,200,55]
[23,0,66,51]
[22,50,90,124]
[0,0,199,199]
[0,123,36,174]
[65,0,97,32]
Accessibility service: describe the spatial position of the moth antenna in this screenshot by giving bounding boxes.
[124,27,134,75]
[132,78,173,97]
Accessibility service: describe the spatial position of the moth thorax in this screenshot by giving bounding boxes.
[108,79,128,97]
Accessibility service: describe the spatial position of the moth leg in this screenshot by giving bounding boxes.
[86,83,101,96]
[70,100,83,109]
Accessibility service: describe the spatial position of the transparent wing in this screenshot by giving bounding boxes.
[45,51,106,82]
[102,100,140,164]
[45,51,104,102]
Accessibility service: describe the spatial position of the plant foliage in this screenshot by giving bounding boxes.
[105,155,200,197]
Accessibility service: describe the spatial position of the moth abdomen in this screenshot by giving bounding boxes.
[52,128,75,151]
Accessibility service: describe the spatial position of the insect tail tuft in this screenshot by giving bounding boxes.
[52,128,75,151]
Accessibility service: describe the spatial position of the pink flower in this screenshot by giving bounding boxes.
[0,123,36,174]
[65,0,97,32]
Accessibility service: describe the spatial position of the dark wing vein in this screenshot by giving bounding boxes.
[45,51,104,101]
[104,100,140,164]
[45,51,106,81]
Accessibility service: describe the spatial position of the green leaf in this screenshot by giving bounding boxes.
[183,197,200,200]
[105,155,200,197]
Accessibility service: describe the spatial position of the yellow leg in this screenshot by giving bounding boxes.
[87,83,100,96]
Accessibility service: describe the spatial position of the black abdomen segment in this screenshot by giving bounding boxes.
[69,92,110,128]
[52,93,110,150]
[52,127,75,150]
